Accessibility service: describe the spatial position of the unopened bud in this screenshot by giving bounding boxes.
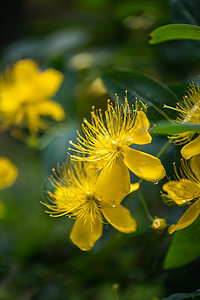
[152,217,167,234]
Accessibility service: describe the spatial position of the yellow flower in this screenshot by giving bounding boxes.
[0,59,65,135]
[167,83,200,159]
[0,157,18,189]
[69,95,166,204]
[42,161,136,251]
[162,155,200,234]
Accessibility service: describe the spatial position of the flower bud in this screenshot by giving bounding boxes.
[151,217,167,234]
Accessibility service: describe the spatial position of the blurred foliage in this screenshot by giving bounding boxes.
[0,0,200,299]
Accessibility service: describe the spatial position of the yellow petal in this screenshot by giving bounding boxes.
[70,215,103,251]
[12,59,38,84]
[35,69,64,97]
[36,100,65,121]
[102,204,136,233]
[162,179,200,205]
[121,146,166,182]
[54,187,78,209]
[129,182,140,194]
[84,162,99,187]
[190,155,200,182]
[0,157,18,189]
[168,198,200,234]
[96,155,130,206]
[181,135,200,159]
[131,111,152,145]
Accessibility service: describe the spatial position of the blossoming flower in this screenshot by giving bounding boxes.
[42,161,137,251]
[0,157,18,189]
[0,59,65,135]
[166,83,200,159]
[68,94,166,205]
[162,155,200,234]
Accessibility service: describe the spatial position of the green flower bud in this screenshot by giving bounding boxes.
[152,217,167,234]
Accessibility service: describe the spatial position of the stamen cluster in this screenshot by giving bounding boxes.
[69,94,138,168]
[169,83,200,144]
[43,162,101,225]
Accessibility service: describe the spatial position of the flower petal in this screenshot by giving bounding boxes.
[12,59,38,84]
[35,69,64,98]
[181,135,200,159]
[36,100,65,121]
[0,157,18,189]
[129,182,140,193]
[54,187,78,209]
[162,179,200,205]
[168,198,200,234]
[131,111,152,145]
[190,154,200,182]
[70,215,103,251]
[121,146,166,182]
[102,204,136,233]
[96,155,130,206]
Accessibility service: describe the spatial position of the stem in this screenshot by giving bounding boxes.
[156,140,171,158]
[126,190,137,208]
[137,189,154,222]
[112,284,120,300]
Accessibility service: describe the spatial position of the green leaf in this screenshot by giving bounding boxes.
[149,24,200,44]
[164,215,200,269]
[152,121,200,135]
[161,289,200,300]
[168,82,190,100]
[101,69,179,121]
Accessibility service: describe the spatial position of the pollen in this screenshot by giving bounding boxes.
[167,83,200,145]
[68,96,142,168]
[42,161,101,224]
[162,155,200,234]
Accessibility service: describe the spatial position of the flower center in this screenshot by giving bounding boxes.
[86,192,97,201]
[111,140,121,153]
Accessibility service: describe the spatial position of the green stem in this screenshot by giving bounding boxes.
[156,140,171,158]
[126,190,137,208]
[112,284,120,300]
[137,189,154,222]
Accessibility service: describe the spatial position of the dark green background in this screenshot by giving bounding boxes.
[0,0,200,299]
